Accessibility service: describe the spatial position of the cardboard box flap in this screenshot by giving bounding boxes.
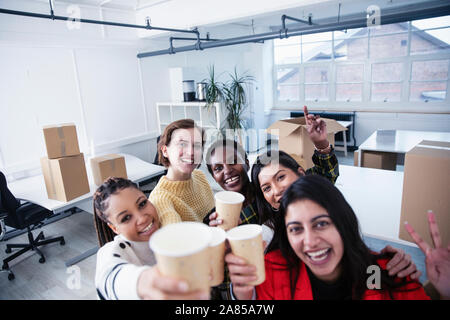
[266,120,301,137]
[42,123,76,129]
[321,118,348,134]
[409,140,450,158]
[416,140,450,149]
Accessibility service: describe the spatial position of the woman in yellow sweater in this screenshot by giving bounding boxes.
[149,119,215,226]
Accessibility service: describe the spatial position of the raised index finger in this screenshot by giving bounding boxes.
[404,221,431,254]
[303,105,311,125]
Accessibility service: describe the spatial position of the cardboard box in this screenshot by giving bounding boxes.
[267,117,347,169]
[43,123,80,159]
[354,150,397,170]
[90,154,128,186]
[40,153,90,202]
[398,140,450,247]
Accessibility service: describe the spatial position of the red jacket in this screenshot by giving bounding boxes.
[256,250,430,300]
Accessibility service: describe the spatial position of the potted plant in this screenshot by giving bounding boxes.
[222,68,254,132]
[203,65,254,144]
[204,65,224,111]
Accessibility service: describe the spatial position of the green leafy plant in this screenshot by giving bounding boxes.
[223,68,254,130]
[204,65,224,111]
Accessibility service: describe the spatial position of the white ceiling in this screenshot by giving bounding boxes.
[36,0,165,10]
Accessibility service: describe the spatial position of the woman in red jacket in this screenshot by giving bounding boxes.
[231,175,449,300]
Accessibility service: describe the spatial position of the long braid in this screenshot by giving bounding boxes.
[93,206,116,247]
[92,177,139,247]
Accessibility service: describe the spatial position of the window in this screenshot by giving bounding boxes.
[371,62,403,102]
[410,60,449,101]
[369,23,409,59]
[302,32,333,62]
[272,15,450,111]
[336,64,364,102]
[274,37,300,64]
[411,16,450,55]
[276,67,300,101]
[334,28,368,61]
[305,65,329,101]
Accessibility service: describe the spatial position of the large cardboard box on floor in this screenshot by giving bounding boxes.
[398,140,450,247]
[43,123,80,159]
[267,117,347,169]
[40,153,90,202]
[90,154,128,186]
[354,150,397,170]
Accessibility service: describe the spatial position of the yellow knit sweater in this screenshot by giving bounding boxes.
[149,169,215,226]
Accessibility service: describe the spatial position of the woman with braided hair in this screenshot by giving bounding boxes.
[93,177,209,300]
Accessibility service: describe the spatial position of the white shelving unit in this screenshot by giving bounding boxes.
[156,102,221,134]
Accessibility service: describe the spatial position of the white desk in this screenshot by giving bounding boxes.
[247,153,412,245]
[7,153,166,266]
[8,153,165,213]
[357,130,450,167]
[336,165,414,245]
[335,120,353,157]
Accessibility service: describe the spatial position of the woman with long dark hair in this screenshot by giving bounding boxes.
[231,175,449,300]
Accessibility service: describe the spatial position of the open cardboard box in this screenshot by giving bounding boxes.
[267,117,347,169]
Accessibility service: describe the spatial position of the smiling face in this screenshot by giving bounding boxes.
[258,163,304,210]
[285,199,344,283]
[105,187,160,242]
[162,127,203,181]
[210,145,249,193]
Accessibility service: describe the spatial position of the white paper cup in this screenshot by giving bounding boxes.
[149,222,212,292]
[227,224,265,286]
[215,191,245,231]
[208,227,227,286]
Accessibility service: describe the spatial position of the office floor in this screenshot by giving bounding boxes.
[0,151,414,299]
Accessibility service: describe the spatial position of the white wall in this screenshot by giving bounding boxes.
[0,0,159,181]
[138,23,270,133]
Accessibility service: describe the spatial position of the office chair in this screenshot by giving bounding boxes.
[0,171,65,281]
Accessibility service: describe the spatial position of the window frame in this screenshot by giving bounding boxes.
[272,19,450,113]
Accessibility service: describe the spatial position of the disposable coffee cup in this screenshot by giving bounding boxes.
[215,191,245,231]
[227,224,265,286]
[149,222,212,292]
[208,227,227,286]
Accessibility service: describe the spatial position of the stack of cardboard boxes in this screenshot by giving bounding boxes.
[40,123,90,202]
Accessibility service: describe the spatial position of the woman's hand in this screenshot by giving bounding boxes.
[137,266,210,300]
[225,252,257,300]
[405,210,450,299]
[304,105,329,149]
[208,211,223,227]
[381,245,422,280]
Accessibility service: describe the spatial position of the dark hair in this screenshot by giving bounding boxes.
[251,150,303,227]
[205,138,249,175]
[93,177,140,247]
[270,174,414,299]
[157,119,205,168]
[205,138,254,204]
